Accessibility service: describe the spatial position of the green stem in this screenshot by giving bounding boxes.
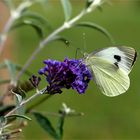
[4,88,46,117]
[15,1,104,82]
[15,9,87,82]
[0,1,33,54]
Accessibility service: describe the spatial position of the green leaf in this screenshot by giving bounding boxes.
[15,94,26,122]
[16,93,23,102]
[75,22,115,45]
[60,0,72,21]
[12,80,35,99]
[51,36,70,47]
[5,114,31,121]
[12,88,26,102]
[11,12,52,38]
[18,81,34,93]
[8,80,34,107]
[57,115,65,140]
[0,61,32,76]
[4,60,16,83]
[33,112,58,139]
[0,116,7,127]
[11,83,30,120]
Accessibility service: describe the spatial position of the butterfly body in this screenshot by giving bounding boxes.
[83,46,137,97]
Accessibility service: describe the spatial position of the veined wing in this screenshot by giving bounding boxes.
[90,57,130,97]
[88,46,137,74]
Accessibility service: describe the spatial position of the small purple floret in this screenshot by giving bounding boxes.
[29,75,41,88]
[38,58,92,94]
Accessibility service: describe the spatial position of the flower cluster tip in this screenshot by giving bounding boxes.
[38,58,92,94]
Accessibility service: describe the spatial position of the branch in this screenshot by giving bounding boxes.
[0,1,33,54]
[15,3,101,82]
[5,88,46,117]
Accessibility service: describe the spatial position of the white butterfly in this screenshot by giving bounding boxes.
[83,46,137,97]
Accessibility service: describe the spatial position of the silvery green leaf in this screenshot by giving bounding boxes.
[12,81,34,98]
[11,12,52,39]
[57,115,65,139]
[12,87,26,101]
[0,61,32,76]
[60,0,72,21]
[75,22,115,44]
[33,112,58,139]
[51,36,70,47]
[5,114,31,121]
[0,116,7,127]
[12,89,25,120]
[13,92,23,104]
[4,60,16,83]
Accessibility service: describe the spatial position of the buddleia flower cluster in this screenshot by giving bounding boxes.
[38,58,92,94]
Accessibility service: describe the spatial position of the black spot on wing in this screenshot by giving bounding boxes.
[114,55,121,62]
[114,62,119,68]
[131,51,137,66]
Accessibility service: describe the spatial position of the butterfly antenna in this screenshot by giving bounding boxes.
[75,48,81,59]
[74,33,88,68]
[82,32,87,52]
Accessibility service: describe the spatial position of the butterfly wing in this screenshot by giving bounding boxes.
[85,46,137,97]
[90,58,130,96]
[91,46,137,74]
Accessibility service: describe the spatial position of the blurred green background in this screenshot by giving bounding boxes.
[10,0,140,139]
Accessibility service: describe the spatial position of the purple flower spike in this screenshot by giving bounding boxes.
[38,58,92,94]
[29,75,41,88]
